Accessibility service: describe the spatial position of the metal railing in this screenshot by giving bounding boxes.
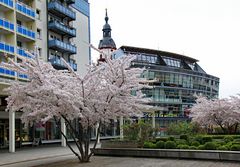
[17,24,35,39]
[0,0,13,8]
[0,41,14,54]
[16,1,35,19]
[0,17,14,31]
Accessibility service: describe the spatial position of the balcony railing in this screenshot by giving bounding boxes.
[0,0,13,8]
[48,39,76,54]
[0,41,14,54]
[0,18,14,31]
[16,1,35,19]
[48,1,76,20]
[0,67,15,77]
[48,20,76,37]
[17,24,35,40]
[18,73,28,79]
[17,47,32,58]
[49,57,77,71]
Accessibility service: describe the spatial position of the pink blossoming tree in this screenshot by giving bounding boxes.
[2,48,151,162]
[190,96,240,134]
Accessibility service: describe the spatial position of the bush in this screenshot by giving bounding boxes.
[202,136,213,143]
[194,135,203,144]
[168,136,175,141]
[143,141,152,148]
[156,138,168,142]
[230,144,240,151]
[217,145,228,150]
[156,141,165,149]
[189,146,197,150]
[204,142,217,150]
[165,141,176,149]
[224,136,234,143]
[177,144,189,149]
[198,145,205,150]
[166,121,201,135]
[176,139,188,145]
[180,134,189,141]
[233,139,240,143]
[191,141,200,147]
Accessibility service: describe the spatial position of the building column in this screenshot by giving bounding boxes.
[9,111,15,153]
[113,119,117,136]
[61,117,66,147]
[96,123,100,144]
[120,116,123,140]
[152,112,156,129]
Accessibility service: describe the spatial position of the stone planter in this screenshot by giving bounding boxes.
[101,140,139,148]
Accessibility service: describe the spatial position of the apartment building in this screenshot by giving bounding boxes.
[0,0,90,151]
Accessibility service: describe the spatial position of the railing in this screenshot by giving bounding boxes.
[0,0,13,8]
[48,1,75,20]
[16,1,35,19]
[49,39,76,54]
[17,24,35,39]
[17,47,32,58]
[0,18,14,31]
[0,41,14,54]
[49,57,77,71]
[0,67,15,77]
[48,20,76,37]
[18,73,28,79]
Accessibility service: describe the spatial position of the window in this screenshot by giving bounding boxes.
[36,9,41,20]
[37,29,41,39]
[17,41,22,47]
[17,20,21,26]
[37,48,42,57]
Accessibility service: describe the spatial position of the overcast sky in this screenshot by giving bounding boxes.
[89,0,240,98]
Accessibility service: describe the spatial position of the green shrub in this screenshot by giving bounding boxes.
[194,135,203,144]
[225,142,233,150]
[156,141,165,149]
[168,136,175,141]
[143,141,152,148]
[198,145,205,150]
[176,139,187,145]
[215,141,225,146]
[189,146,197,150]
[165,141,176,149]
[204,142,217,150]
[233,139,240,143]
[217,145,228,151]
[202,136,213,143]
[230,144,240,151]
[177,144,189,149]
[191,141,200,147]
[156,138,168,142]
[224,136,234,143]
[180,134,188,141]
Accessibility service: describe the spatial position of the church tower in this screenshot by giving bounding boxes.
[98,9,116,62]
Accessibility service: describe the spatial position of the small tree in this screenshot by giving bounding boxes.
[190,96,240,134]
[2,48,151,162]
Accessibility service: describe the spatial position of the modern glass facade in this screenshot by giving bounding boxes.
[117,46,219,134]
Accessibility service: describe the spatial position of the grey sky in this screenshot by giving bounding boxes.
[89,0,240,98]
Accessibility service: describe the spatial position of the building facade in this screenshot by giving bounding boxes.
[114,46,219,134]
[0,0,90,150]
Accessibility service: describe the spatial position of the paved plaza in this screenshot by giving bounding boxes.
[0,145,240,167]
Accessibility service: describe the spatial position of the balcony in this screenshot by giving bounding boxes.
[0,18,14,33]
[48,39,76,54]
[48,1,76,21]
[0,0,13,10]
[0,67,15,78]
[66,0,75,5]
[49,57,77,71]
[17,25,35,41]
[18,73,28,79]
[17,47,32,58]
[0,41,14,54]
[16,1,35,21]
[48,20,76,38]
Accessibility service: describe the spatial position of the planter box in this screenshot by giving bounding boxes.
[92,148,240,162]
[101,140,138,148]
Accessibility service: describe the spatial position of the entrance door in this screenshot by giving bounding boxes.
[0,124,5,147]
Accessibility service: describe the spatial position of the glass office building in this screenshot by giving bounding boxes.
[114,46,219,134]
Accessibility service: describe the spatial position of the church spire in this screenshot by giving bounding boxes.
[98,9,116,50]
